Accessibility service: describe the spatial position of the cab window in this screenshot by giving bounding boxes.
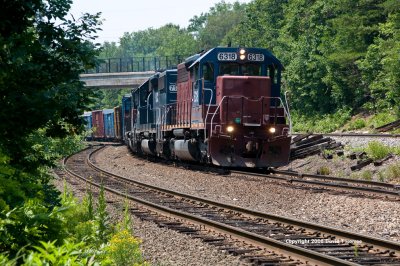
[242,64,261,76]
[219,63,240,75]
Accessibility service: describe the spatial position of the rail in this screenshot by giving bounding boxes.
[62,146,400,265]
[86,55,188,73]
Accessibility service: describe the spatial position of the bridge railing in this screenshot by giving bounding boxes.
[86,56,187,73]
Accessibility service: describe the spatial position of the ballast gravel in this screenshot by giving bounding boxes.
[94,145,400,243]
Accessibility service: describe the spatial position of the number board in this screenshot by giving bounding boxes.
[247,53,265,62]
[217,52,237,61]
[169,84,177,92]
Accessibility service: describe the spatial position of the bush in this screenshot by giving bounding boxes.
[23,240,93,266]
[292,109,351,133]
[348,119,366,130]
[105,230,147,266]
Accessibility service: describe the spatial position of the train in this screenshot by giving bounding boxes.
[83,47,292,168]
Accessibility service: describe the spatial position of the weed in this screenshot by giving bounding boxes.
[361,170,373,181]
[318,166,330,175]
[366,141,390,160]
[386,164,400,180]
[354,244,358,257]
[350,173,359,179]
[96,184,112,244]
[377,171,386,182]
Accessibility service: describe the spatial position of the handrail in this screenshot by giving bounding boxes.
[86,55,189,73]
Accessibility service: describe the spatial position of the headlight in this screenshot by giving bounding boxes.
[239,49,246,55]
[240,54,246,60]
[269,127,276,133]
[227,126,234,133]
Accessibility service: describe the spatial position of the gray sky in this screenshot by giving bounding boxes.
[70,0,251,44]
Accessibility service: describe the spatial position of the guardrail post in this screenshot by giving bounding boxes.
[108,58,111,73]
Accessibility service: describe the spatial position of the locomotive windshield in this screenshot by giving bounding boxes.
[219,63,262,76]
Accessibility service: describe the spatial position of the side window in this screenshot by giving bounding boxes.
[268,65,277,84]
[202,62,214,82]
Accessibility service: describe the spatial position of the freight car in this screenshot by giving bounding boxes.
[125,47,292,168]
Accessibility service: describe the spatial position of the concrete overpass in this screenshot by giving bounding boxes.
[80,71,156,89]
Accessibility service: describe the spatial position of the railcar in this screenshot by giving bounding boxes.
[103,109,115,139]
[113,106,123,140]
[91,110,105,140]
[126,47,291,168]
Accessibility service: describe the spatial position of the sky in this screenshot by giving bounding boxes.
[70,0,252,44]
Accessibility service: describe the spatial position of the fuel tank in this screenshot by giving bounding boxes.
[141,139,156,155]
[173,139,200,161]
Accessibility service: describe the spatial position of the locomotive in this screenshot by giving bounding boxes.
[89,47,292,168]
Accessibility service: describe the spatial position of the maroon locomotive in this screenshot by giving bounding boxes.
[127,47,291,168]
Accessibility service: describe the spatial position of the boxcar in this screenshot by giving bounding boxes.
[113,106,122,140]
[91,110,105,139]
[103,109,115,139]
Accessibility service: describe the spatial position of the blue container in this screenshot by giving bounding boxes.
[103,109,115,139]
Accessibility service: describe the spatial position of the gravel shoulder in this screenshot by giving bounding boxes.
[53,170,245,266]
[93,145,400,245]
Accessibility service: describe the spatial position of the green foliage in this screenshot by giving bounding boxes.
[89,88,130,110]
[347,119,366,130]
[365,141,391,160]
[292,109,351,133]
[0,0,101,168]
[367,112,398,129]
[96,185,113,244]
[23,240,92,266]
[119,24,196,57]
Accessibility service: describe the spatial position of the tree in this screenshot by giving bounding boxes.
[357,0,400,114]
[0,0,102,167]
[192,1,247,49]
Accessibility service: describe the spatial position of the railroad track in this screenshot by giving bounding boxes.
[233,169,400,200]
[62,145,400,266]
[292,133,400,138]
